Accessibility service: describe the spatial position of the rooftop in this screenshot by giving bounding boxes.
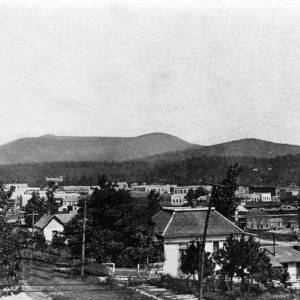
[263,245,300,264]
[152,207,243,238]
[34,213,74,229]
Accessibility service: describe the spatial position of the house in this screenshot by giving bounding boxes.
[263,245,300,282]
[152,206,243,277]
[34,214,74,242]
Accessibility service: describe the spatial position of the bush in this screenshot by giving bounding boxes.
[249,283,268,295]
[152,275,195,295]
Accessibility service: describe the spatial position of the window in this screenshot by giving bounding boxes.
[213,241,219,253]
[178,249,185,267]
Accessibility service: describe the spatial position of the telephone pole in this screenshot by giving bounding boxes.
[198,179,233,300]
[81,197,87,277]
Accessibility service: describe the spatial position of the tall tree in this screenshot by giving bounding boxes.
[211,162,241,219]
[215,234,282,293]
[181,241,215,280]
[213,234,240,290]
[0,185,28,294]
[45,190,61,215]
[146,190,161,218]
[24,192,47,226]
[64,175,160,267]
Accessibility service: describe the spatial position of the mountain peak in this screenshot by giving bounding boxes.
[40,134,57,138]
[0,133,192,164]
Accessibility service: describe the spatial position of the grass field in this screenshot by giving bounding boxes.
[19,262,134,300]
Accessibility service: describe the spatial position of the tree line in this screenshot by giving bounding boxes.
[1,154,300,187]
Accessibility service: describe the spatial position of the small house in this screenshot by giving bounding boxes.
[263,245,300,282]
[34,214,74,242]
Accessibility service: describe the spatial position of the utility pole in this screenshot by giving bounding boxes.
[81,197,87,277]
[198,179,233,300]
[32,211,35,239]
[30,211,39,259]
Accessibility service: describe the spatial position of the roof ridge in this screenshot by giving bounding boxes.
[162,211,175,237]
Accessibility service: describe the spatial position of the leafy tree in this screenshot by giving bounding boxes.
[185,187,208,206]
[33,231,47,252]
[64,175,160,267]
[146,190,161,218]
[211,162,241,219]
[25,189,61,227]
[24,192,47,226]
[45,190,61,215]
[0,185,28,294]
[52,233,65,254]
[271,266,290,287]
[213,234,240,290]
[215,234,283,294]
[181,241,215,281]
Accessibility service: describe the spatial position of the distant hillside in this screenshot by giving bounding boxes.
[1,154,300,187]
[0,133,193,164]
[0,134,299,165]
[142,138,300,162]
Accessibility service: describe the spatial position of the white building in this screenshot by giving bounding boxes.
[260,193,272,202]
[131,184,177,195]
[152,206,243,277]
[54,192,81,212]
[4,183,28,198]
[170,194,186,206]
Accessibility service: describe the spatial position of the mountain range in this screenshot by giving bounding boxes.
[0,133,300,164]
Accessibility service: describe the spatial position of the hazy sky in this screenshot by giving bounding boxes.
[0,0,299,145]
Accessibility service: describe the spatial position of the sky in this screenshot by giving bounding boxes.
[0,0,299,146]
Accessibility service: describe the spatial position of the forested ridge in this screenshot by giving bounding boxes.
[1,154,300,187]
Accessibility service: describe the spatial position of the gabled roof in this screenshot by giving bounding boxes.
[263,246,300,264]
[34,214,74,229]
[55,214,74,225]
[152,210,173,236]
[152,207,243,238]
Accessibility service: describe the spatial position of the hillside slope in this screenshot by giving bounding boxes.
[142,138,300,162]
[0,133,193,164]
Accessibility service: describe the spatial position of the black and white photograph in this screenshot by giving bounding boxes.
[0,0,299,299]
